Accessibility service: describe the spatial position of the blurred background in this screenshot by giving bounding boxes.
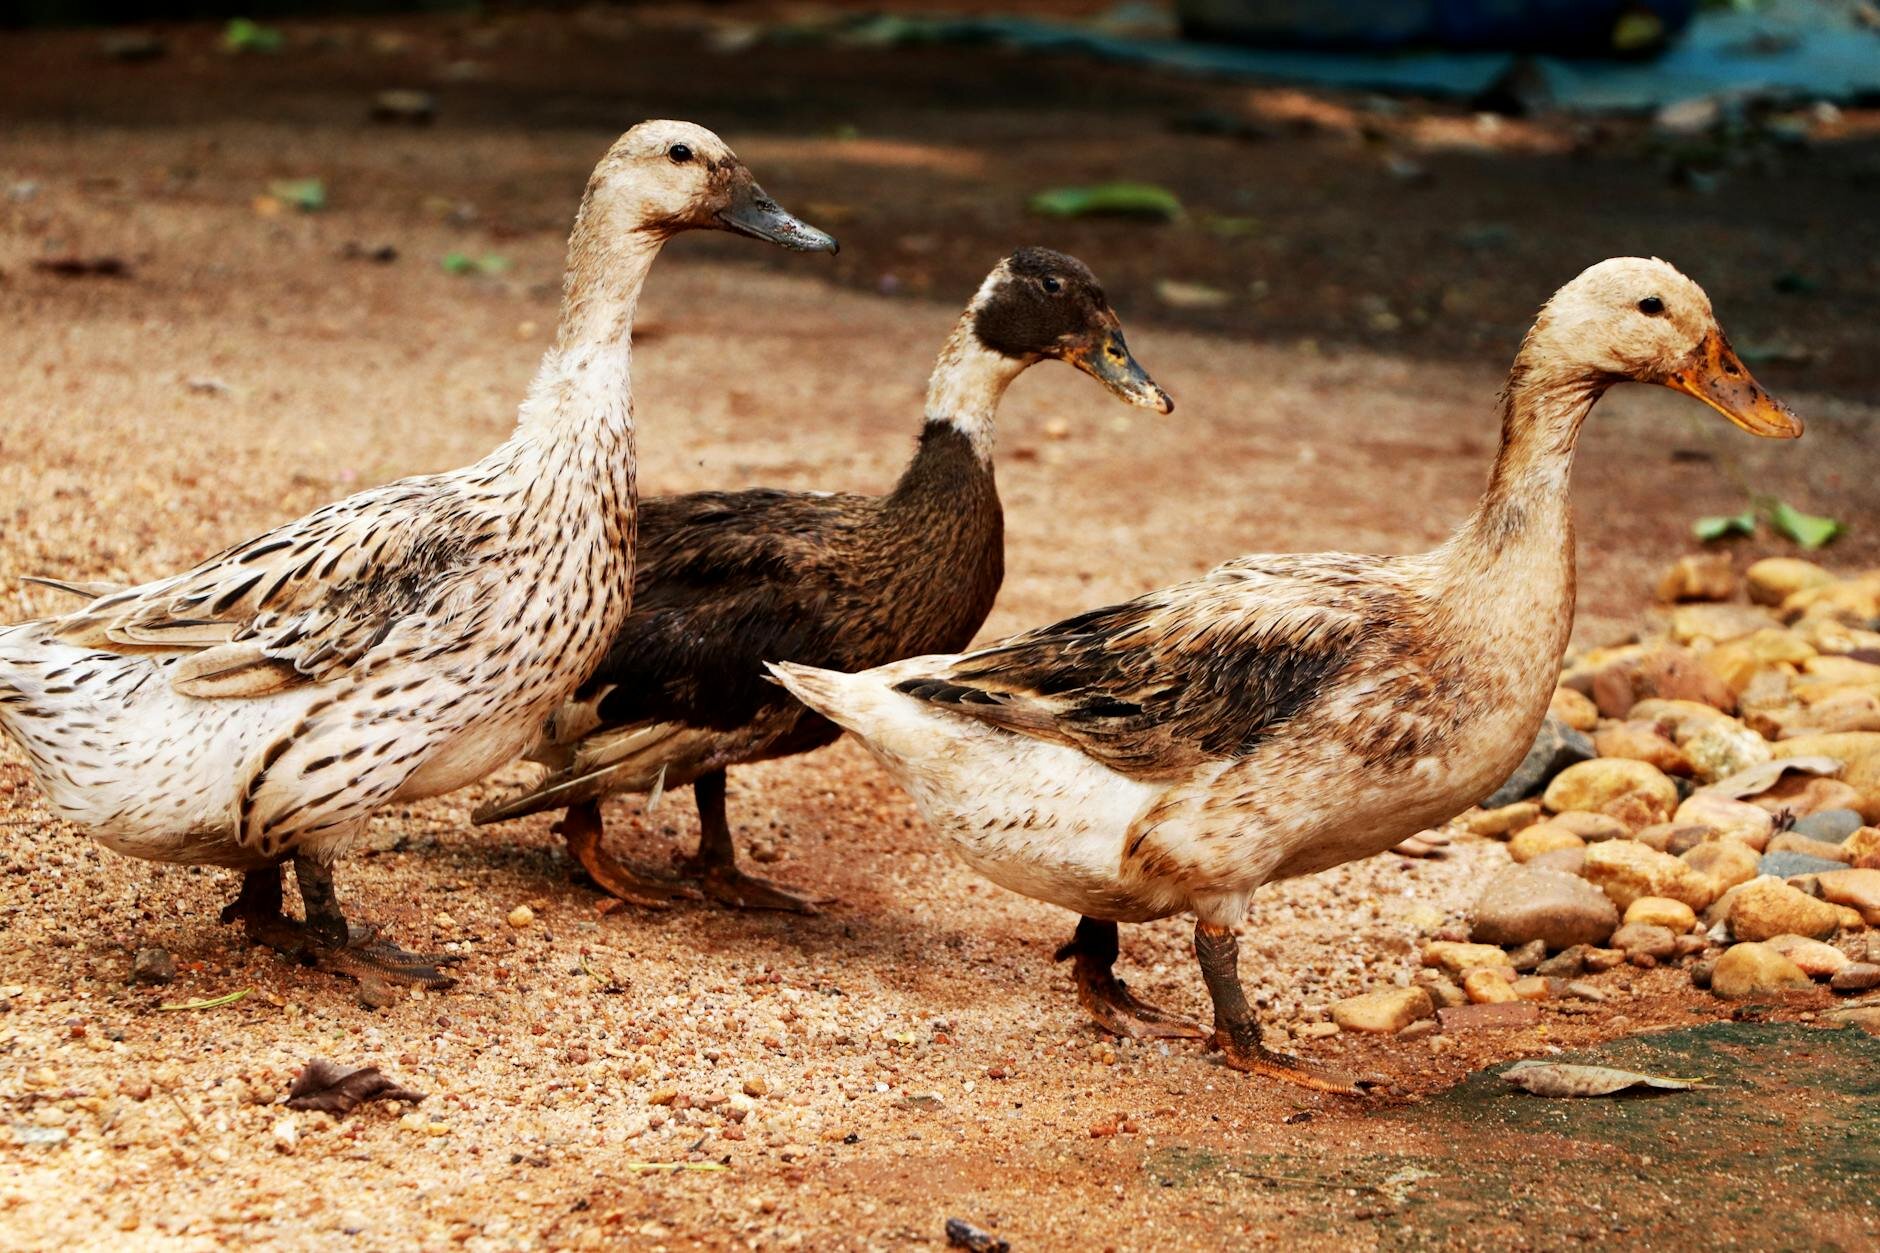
[5,1,1876,377]
[1,0,1876,629]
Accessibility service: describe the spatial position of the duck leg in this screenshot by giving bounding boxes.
[220,863,307,953]
[678,770,822,914]
[1056,916,1208,1040]
[556,800,696,909]
[291,854,459,987]
[1194,921,1382,1096]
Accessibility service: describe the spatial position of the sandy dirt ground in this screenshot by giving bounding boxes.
[1,8,1877,1250]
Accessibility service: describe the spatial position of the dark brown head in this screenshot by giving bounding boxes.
[969,248,1172,413]
[588,120,837,253]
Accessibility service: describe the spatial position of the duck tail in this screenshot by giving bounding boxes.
[765,662,877,734]
[769,659,971,773]
[473,721,719,826]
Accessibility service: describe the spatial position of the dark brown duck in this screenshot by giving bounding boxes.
[475,248,1172,910]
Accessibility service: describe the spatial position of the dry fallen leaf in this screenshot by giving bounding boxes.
[1701,756,1843,801]
[285,1059,425,1116]
[1502,1060,1706,1098]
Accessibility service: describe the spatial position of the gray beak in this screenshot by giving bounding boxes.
[1065,328,1174,415]
[717,179,839,254]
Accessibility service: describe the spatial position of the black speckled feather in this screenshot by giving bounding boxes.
[892,569,1383,781]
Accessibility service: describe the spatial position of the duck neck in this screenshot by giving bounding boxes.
[916,319,1027,464]
[1438,343,1609,663]
[1458,344,1607,554]
[507,206,662,496]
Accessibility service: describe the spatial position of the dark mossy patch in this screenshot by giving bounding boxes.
[1142,1022,1880,1249]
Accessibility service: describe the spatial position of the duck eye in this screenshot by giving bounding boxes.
[668,143,694,165]
[1041,276,1062,294]
[1637,296,1665,316]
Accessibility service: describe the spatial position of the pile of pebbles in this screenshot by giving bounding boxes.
[1330,553,1880,1038]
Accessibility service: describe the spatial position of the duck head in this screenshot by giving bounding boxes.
[1528,257,1800,438]
[971,248,1173,414]
[589,120,838,254]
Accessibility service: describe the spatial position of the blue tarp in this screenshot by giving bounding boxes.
[831,2,1880,111]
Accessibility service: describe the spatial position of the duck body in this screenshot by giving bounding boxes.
[532,419,1003,803]
[778,517,1572,926]
[775,257,1802,1092]
[476,248,1172,912]
[0,431,632,871]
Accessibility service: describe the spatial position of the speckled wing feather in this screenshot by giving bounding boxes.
[20,576,129,602]
[892,557,1396,781]
[574,488,874,733]
[46,476,501,697]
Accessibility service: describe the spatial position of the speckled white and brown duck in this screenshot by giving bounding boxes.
[774,258,1803,1094]
[0,121,836,983]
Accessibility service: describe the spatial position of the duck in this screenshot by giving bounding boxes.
[473,248,1173,912]
[0,120,836,984]
[770,258,1802,1093]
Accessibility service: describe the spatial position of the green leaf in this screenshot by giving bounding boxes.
[222,18,285,54]
[157,987,251,1012]
[1028,182,1182,222]
[1767,499,1843,549]
[441,252,511,277]
[1198,213,1260,239]
[1693,511,1755,542]
[267,178,325,212]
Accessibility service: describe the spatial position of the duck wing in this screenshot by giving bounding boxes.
[569,488,874,736]
[889,556,1403,782]
[47,476,502,698]
[631,489,868,596]
[21,576,130,601]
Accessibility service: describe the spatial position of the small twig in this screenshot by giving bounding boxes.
[157,988,251,1012]
[622,1162,731,1173]
[166,1092,200,1134]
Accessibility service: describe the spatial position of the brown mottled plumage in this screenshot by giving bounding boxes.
[773,258,1802,1093]
[475,249,1172,911]
[0,120,835,983]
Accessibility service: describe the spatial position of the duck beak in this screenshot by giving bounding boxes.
[1063,327,1174,414]
[1661,330,1802,439]
[716,176,839,254]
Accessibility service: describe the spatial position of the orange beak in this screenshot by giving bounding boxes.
[1661,330,1802,439]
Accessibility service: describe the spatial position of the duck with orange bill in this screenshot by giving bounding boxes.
[770,258,1801,1094]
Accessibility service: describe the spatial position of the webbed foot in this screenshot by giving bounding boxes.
[680,769,825,913]
[1057,917,1207,1040]
[1214,1020,1386,1096]
[557,801,700,909]
[682,858,824,914]
[311,927,460,987]
[1195,919,1388,1098]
